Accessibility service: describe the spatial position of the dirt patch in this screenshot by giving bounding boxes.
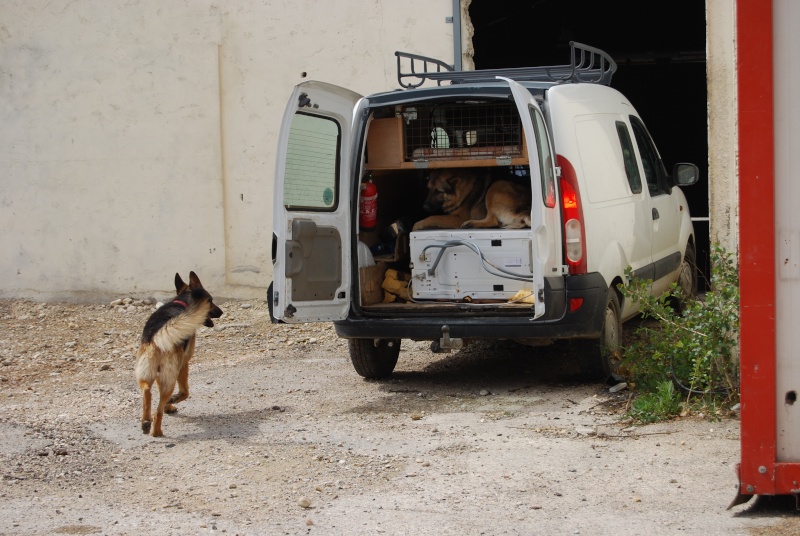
[0,298,796,535]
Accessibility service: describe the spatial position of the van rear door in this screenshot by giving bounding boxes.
[500,77,561,319]
[272,81,364,323]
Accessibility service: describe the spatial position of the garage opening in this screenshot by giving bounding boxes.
[469,0,709,286]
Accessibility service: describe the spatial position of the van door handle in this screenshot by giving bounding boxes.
[652,208,660,220]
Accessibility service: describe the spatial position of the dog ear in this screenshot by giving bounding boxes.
[174,273,186,293]
[189,271,201,289]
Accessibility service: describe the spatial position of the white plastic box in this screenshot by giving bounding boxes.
[409,229,533,300]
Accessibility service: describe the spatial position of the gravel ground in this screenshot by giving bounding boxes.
[0,297,798,535]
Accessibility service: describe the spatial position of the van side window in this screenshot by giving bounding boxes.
[530,106,556,207]
[630,116,669,196]
[283,112,340,210]
[615,121,642,194]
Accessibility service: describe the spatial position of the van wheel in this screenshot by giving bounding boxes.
[348,338,401,379]
[677,244,698,301]
[577,288,622,382]
[668,244,698,314]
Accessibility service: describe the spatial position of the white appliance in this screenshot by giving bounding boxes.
[409,229,533,300]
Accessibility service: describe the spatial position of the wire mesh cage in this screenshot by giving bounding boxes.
[403,101,523,161]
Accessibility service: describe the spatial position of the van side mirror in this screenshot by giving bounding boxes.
[673,163,699,186]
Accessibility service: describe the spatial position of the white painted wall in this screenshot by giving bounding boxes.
[706,0,738,255]
[0,0,457,301]
[0,0,740,301]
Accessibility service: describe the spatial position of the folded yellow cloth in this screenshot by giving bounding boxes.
[382,269,411,302]
[509,288,536,304]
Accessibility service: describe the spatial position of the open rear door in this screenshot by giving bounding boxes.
[499,77,559,319]
[272,81,363,322]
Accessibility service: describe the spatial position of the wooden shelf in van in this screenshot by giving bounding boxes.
[365,117,529,170]
[365,117,406,168]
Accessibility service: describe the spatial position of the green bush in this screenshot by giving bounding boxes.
[619,245,740,421]
[629,380,682,423]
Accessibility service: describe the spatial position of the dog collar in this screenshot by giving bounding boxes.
[172,299,188,308]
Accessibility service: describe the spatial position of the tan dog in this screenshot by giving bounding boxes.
[135,272,223,437]
[412,168,532,231]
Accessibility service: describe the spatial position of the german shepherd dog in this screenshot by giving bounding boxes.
[135,272,223,437]
[412,168,532,231]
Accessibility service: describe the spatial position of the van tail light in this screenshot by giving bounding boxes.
[558,156,587,275]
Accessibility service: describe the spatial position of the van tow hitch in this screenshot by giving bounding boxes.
[430,325,463,353]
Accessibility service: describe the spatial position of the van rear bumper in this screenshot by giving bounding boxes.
[334,272,609,341]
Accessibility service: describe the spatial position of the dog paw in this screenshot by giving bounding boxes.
[165,404,178,414]
[460,221,475,228]
[141,421,151,434]
[168,393,187,405]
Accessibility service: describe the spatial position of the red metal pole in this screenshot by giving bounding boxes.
[737,0,777,496]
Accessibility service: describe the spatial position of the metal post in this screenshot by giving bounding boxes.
[452,0,462,71]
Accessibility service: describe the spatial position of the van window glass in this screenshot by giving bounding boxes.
[575,118,630,203]
[283,112,340,210]
[616,121,642,194]
[630,116,668,196]
[529,106,556,208]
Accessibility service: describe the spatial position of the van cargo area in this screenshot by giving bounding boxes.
[355,98,538,312]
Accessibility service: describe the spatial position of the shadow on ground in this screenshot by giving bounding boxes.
[735,495,800,517]
[391,339,593,389]
[345,339,609,416]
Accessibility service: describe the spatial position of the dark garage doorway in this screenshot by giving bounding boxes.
[469,0,710,286]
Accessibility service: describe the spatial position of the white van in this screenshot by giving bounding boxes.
[269,42,699,381]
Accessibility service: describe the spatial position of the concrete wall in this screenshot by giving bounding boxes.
[0,0,741,301]
[0,0,457,302]
[706,0,738,255]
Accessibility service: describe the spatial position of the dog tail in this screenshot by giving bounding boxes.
[152,303,212,353]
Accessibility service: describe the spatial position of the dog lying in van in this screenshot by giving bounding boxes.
[412,168,531,231]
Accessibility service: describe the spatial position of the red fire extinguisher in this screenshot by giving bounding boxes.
[359,180,378,230]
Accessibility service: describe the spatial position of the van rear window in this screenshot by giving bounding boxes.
[283,112,340,210]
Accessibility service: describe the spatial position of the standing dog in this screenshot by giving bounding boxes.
[412,168,531,231]
[135,272,223,437]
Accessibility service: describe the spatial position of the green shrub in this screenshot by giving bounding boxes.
[629,380,682,423]
[619,245,740,421]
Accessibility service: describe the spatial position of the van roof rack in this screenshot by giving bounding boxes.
[395,41,617,89]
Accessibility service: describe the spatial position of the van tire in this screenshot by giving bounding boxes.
[348,338,401,379]
[667,244,698,314]
[577,288,622,382]
[677,244,698,302]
